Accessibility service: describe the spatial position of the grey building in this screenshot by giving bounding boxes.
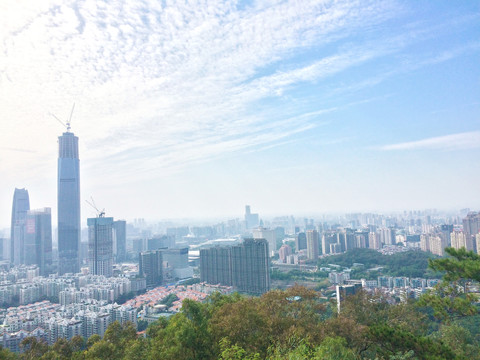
[10,188,30,264]
[24,208,53,276]
[113,220,126,263]
[200,238,270,295]
[139,250,163,287]
[306,229,319,260]
[58,130,81,275]
[200,247,232,286]
[88,216,114,277]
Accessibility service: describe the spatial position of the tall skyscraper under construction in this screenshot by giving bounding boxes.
[58,127,81,274]
[88,216,114,277]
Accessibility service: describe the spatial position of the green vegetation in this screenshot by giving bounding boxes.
[1,247,479,359]
[318,248,442,279]
[161,293,179,308]
[271,268,329,281]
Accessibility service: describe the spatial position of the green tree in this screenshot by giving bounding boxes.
[314,337,357,360]
[419,247,480,323]
[20,337,48,360]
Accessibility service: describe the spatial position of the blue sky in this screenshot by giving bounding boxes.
[0,0,479,227]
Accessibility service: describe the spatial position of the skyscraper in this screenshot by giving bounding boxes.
[231,238,270,295]
[252,227,276,256]
[244,205,259,230]
[24,208,53,276]
[88,216,114,277]
[306,229,319,260]
[58,130,81,274]
[10,188,30,265]
[113,220,126,263]
[139,250,163,288]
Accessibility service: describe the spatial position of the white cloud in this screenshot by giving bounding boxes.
[0,0,403,184]
[380,131,480,151]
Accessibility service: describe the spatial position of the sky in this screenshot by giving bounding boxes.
[0,0,479,228]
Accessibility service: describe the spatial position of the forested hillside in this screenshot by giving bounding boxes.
[317,248,442,279]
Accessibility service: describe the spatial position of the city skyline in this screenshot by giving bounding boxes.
[1,1,479,228]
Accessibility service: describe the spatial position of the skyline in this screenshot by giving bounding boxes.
[1,1,479,228]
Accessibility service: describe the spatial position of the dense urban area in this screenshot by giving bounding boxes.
[2,191,480,358]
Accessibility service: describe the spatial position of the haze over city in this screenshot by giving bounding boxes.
[1,0,479,227]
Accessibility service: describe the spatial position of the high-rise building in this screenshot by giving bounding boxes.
[139,250,163,288]
[295,232,307,251]
[24,208,53,276]
[87,216,114,277]
[200,238,270,295]
[253,227,276,256]
[244,205,259,230]
[306,230,319,260]
[368,232,382,250]
[231,238,270,295]
[10,188,30,265]
[113,220,126,263]
[200,247,232,286]
[322,232,337,255]
[450,231,473,251]
[58,130,81,275]
[463,212,480,252]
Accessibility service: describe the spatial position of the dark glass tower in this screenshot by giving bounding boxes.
[10,188,30,264]
[25,208,53,276]
[58,131,81,274]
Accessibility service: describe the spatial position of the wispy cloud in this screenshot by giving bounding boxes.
[379,131,480,151]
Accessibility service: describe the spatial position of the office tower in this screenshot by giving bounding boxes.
[244,205,259,230]
[113,220,126,263]
[253,227,276,256]
[306,229,319,260]
[139,250,163,287]
[200,247,232,286]
[200,238,270,295]
[232,239,270,295]
[24,208,53,276]
[162,247,192,279]
[58,129,81,274]
[10,188,30,264]
[87,216,114,277]
[295,232,307,251]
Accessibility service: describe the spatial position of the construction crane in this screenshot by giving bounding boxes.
[85,196,105,218]
[50,103,75,132]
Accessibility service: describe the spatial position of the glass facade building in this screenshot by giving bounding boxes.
[58,131,81,274]
[10,188,30,265]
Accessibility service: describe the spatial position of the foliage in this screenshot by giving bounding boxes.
[318,248,441,279]
[161,293,179,308]
[3,278,480,360]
